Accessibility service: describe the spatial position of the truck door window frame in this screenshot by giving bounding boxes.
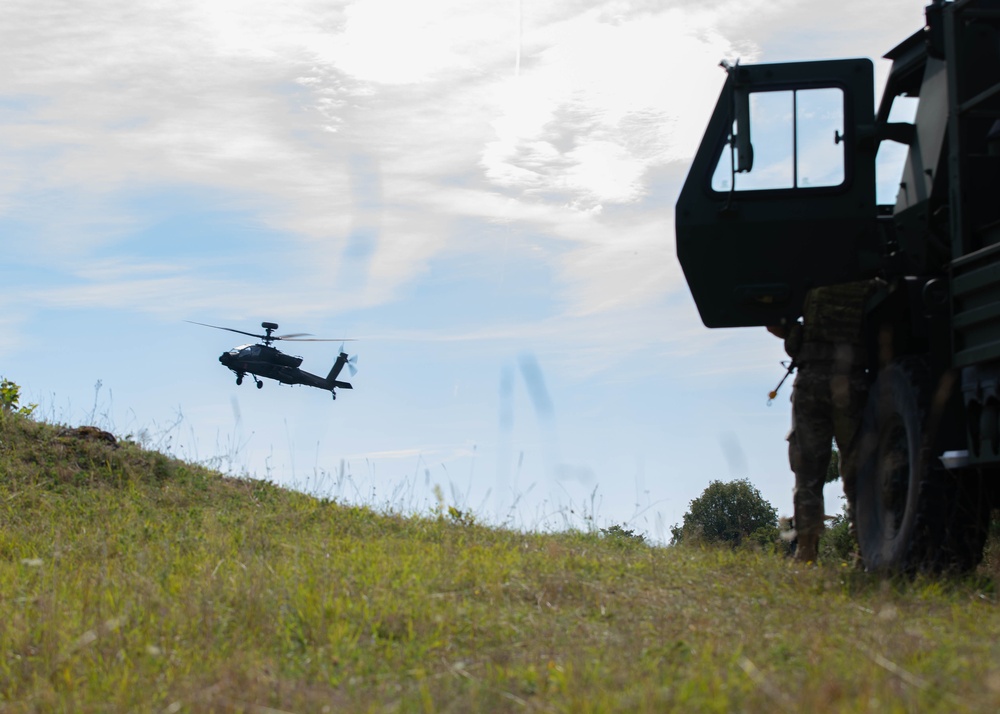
[710,85,849,194]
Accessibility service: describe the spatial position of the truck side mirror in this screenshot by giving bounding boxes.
[733,86,754,173]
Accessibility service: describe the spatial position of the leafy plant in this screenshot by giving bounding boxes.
[671,478,778,547]
[447,504,476,527]
[600,524,647,548]
[1,413,999,712]
[0,378,36,417]
[827,446,842,483]
[819,508,856,563]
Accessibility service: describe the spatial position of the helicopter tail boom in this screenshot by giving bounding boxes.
[326,352,352,386]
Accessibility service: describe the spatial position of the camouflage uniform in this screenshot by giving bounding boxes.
[784,282,876,559]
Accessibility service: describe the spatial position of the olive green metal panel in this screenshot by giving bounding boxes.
[952,247,1000,366]
[945,0,1000,367]
[676,59,879,328]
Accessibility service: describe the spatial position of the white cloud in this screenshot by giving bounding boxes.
[563,141,646,204]
[0,0,924,331]
[480,6,743,209]
[332,0,494,84]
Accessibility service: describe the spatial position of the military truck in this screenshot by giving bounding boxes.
[676,0,1000,571]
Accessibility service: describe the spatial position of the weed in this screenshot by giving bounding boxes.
[1,403,999,712]
[447,505,476,527]
[599,524,647,548]
[819,512,856,563]
[0,378,37,418]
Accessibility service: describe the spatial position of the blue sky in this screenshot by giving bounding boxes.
[1,0,926,540]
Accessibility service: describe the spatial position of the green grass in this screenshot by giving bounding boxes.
[1,411,1000,712]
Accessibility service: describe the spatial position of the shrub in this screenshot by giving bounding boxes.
[818,512,855,562]
[671,479,778,548]
[0,378,36,418]
[599,524,646,549]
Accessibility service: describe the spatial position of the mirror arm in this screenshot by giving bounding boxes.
[722,60,754,174]
[733,86,754,173]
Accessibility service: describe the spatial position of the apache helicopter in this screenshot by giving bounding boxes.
[188,321,357,399]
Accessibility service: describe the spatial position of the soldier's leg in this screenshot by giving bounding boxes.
[789,371,834,561]
[832,372,870,533]
[788,428,826,533]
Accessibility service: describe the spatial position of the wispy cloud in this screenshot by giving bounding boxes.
[0,0,922,337]
[481,6,742,209]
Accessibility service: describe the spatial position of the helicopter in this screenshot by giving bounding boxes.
[188,321,357,400]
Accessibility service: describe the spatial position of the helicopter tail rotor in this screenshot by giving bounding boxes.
[326,349,357,384]
[336,343,359,377]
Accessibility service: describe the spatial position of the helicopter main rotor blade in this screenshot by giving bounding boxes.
[187,320,355,343]
[280,337,356,342]
[185,320,264,340]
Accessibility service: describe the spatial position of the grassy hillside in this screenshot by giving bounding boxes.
[2,410,1000,713]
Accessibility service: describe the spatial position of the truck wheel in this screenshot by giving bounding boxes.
[855,358,988,573]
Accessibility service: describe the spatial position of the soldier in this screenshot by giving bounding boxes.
[769,281,877,562]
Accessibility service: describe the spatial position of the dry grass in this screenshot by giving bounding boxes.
[1,411,999,712]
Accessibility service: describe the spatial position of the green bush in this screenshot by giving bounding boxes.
[748,523,781,550]
[0,378,36,417]
[671,479,778,548]
[599,524,647,549]
[818,512,855,562]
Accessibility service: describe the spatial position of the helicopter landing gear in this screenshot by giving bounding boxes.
[236,374,244,386]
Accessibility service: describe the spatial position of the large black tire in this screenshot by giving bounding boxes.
[855,358,989,573]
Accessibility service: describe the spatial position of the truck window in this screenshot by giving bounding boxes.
[711,87,845,192]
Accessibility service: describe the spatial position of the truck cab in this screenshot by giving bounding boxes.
[676,0,1000,572]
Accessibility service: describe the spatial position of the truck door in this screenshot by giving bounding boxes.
[676,59,878,328]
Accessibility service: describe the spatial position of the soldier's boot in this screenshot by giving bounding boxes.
[794,532,819,563]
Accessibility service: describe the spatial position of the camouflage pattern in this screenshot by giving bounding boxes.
[786,281,877,540]
[788,362,869,538]
[801,282,872,345]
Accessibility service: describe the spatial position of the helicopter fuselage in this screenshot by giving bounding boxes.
[219,343,352,397]
[222,344,303,371]
[189,320,355,399]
